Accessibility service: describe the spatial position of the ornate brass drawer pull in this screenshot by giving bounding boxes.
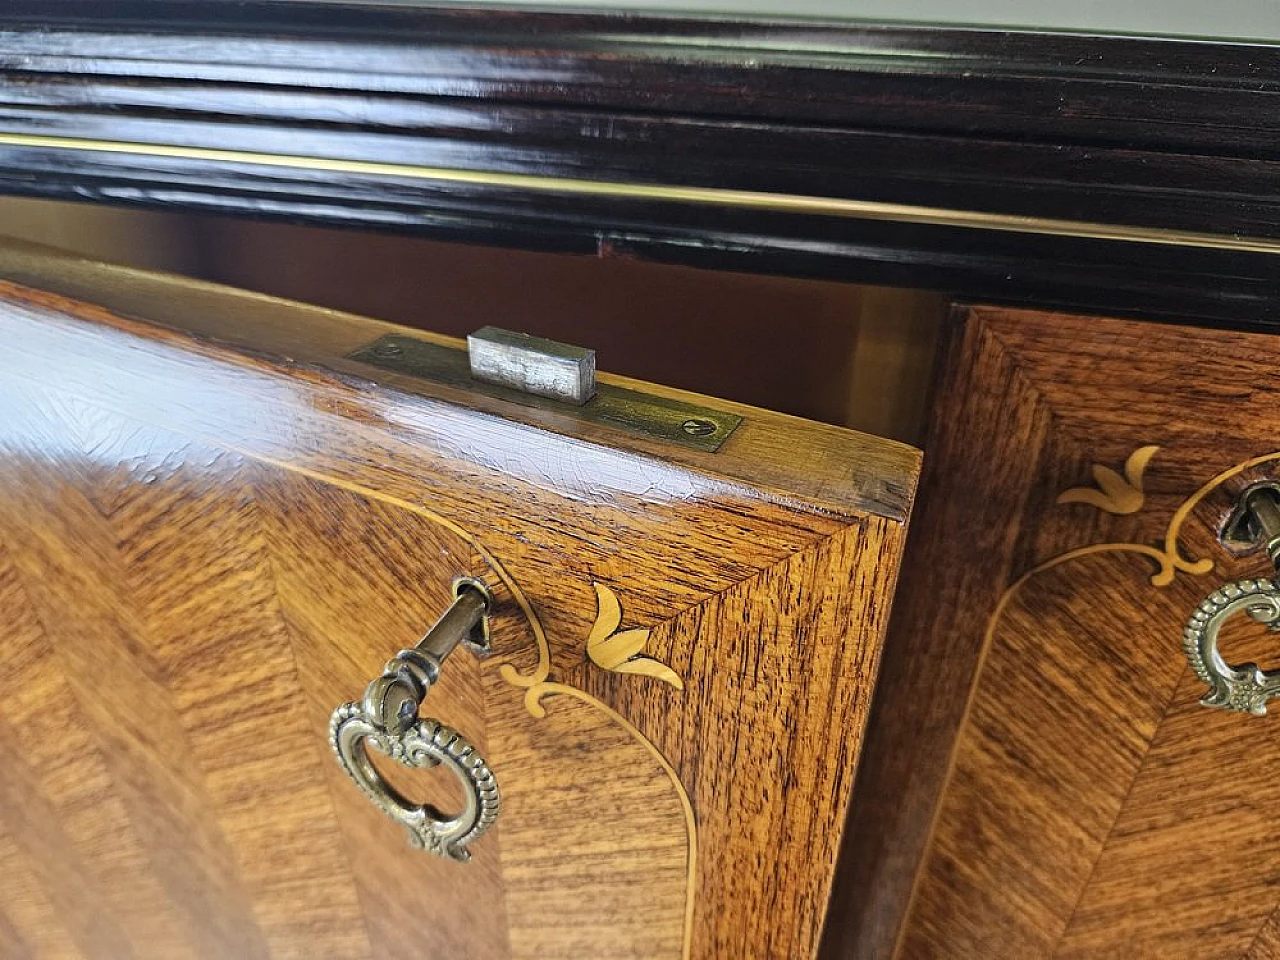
[1185,487,1280,715]
[330,578,499,860]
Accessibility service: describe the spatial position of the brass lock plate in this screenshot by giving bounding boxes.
[347,334,742,453]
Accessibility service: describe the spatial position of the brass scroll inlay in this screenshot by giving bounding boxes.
[985,446,1280,714]
[498,578,696,959]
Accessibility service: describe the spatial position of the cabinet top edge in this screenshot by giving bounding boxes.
[0,236,921,524]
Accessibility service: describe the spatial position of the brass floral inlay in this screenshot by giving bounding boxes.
[586,583,684,690]
[1056,444,1159,515]
[496,575,696,959]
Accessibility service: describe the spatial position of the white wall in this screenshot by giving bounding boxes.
[419,0,1280,42]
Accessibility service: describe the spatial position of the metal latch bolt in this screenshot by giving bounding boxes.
[467,326,597,406]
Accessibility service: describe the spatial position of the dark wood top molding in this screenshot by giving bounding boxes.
[2,2,1280,323]
[3,2,1278,150]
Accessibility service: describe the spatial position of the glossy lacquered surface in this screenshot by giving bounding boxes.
[0,240,918,959]
[1,3,1280,324]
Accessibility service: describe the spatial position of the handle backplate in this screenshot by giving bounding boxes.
[1185,486,1280,715]
[329,579,499,859]
[1184,578,1280,715]
[330,704,499,860]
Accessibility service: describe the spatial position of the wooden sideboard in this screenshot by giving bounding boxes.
[3,4,1280,959]
[0,238,921,958]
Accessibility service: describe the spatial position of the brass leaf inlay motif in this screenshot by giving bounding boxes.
[1057,445,1160,515]
[586,583,684,690]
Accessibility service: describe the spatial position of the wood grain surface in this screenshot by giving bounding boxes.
[0,238,918,960]
[827,304,1280,958]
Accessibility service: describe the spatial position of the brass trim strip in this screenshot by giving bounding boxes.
[0,131,1274,255]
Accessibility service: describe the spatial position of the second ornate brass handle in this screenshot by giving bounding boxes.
[1184,487,1280,715]
[329,578,500,860]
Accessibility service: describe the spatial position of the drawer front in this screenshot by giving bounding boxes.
[837,305,1280,959]
[0,240,919,960]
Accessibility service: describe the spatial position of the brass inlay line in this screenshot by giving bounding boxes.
[0,131,1277,255]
